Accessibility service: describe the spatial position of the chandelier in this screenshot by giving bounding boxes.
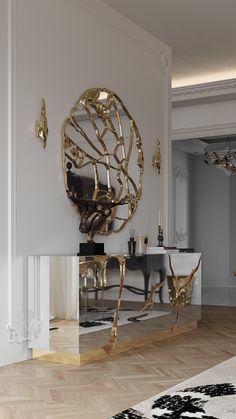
[204,139,236,176]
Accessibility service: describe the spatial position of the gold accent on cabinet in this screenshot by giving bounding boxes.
[33,320,197,365]
[168,255,202,330]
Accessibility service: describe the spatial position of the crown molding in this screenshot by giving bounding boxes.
[172,79,236,107]
[172,122,236,141]
[70,0,171,61]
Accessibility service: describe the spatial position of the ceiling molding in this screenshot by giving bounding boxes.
[70,0,171,61]
[172,79,236,107]
[172,122,236,141]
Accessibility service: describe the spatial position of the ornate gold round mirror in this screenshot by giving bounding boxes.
[62,88,144,240]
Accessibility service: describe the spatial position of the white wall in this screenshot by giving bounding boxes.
[229,176,236,298]
[0,0,171,365]
[191,156,234,305]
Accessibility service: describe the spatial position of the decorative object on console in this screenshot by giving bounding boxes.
[146,246,164,254]
[35,98,48,149]
[152,138,161,174]
[157,225,164,247]
[128,229,136,255]
[66,162,128,254]
[62,87,144,254]
[168,254,202,330]
[204,137,236,176]
[135,234,148,255]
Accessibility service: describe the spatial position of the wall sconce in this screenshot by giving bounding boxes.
[35,99,48,149]
[152,139,161,174]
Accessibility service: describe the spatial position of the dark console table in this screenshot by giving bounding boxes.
[106,254,165,303]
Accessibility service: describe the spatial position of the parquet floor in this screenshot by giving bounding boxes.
[0,305,235,419]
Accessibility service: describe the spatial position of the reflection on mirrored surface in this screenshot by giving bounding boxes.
[49,256,79,353]
[62,88,144,238]
[46,254,202,356]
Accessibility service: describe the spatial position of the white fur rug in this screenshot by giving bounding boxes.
[110,356,236,419]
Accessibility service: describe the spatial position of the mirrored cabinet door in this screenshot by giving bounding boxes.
[28,256,80,354]
[49,256,79,354]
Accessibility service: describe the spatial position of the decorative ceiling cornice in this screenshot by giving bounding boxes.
[172,78,236,106]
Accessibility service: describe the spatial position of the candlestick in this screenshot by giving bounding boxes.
[157,225,164,247]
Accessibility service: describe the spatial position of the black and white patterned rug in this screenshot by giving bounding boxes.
[79,309,169,335]
[109,356,236,419]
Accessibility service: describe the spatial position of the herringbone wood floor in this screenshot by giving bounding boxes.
[0,306,235,419]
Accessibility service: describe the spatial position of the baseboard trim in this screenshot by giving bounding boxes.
[202,286,236,306]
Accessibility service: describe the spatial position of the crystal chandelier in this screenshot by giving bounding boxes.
[204,139,236,176]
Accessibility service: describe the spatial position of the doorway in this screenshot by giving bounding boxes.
[172,136,236,306]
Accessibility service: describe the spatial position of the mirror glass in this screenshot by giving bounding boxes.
[49,256,79,353]
[62,88,144,235]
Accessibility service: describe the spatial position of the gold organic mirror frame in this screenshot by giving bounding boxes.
[62,88,144,237]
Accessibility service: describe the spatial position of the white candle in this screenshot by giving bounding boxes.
[158,210,161,226]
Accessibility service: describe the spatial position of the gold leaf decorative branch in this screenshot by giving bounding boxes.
[35,99,48,149]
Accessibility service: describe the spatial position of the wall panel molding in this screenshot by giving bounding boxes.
[161,53,172,245]
[6,0,17,335]
[8,256,49,344]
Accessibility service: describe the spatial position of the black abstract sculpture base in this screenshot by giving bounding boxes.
[77,242,106,256]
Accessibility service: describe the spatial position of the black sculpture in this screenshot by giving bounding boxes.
[66,190,127,242]
[66,161,128,254]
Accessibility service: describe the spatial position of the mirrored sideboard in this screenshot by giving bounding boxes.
[28,253,202,364]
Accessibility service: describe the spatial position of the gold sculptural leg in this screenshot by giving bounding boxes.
[168,255,202,331]
[141,280,165,311]
[103,256,126,353]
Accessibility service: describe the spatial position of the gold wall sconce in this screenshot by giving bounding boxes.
[152,139,161,174]
[35,99,48,149]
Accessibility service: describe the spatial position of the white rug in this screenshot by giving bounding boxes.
[109,356,236,419]
[79,310,169,335]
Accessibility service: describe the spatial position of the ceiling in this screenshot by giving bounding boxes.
[102,0,236,87]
